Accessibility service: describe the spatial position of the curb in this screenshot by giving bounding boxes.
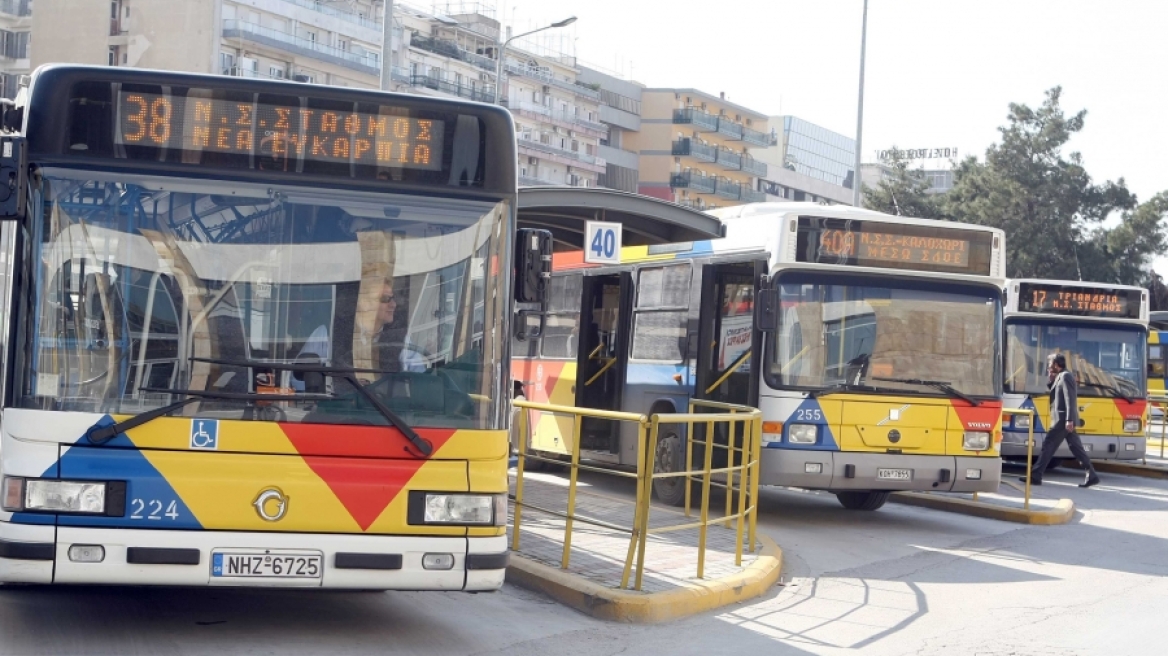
[505,534,783,623]
[1068,461,1168,480]
[889,491,1074,525]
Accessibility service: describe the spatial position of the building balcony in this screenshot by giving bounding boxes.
[716,117,744,140]
[0,0,30,17]
[507,100,605,134]
[715,148,742,171]
[670,171,716,195]
[742,125,770,147]
[671,138,716,163]
[518,138,605,172]
[714,179,742,200]
[519,174,565,187]
[281,0,381,31]
[672,107,718,132]
[222,19,379,76]
[409,34,496,73]
[504,62,600,100]
[407,74,495,103]
[741,157,767,177]
[741,187,766,203]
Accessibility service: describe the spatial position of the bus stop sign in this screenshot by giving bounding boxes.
[585,220,622,264]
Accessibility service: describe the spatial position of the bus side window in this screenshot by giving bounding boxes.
[539,273,582,359]
[1149,345,1164,378]
[632,264,691,362]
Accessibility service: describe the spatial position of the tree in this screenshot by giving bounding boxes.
[944,87,1147,281]
[861,148,944,219]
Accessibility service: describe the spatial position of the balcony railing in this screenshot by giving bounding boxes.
[0,0,31,17]
[716,117,744,140]
[508,100,606,132]
[407,74,495,103]
[671,138,717,163]
[222,20,379,75]
[409,34,496,73]
[741,188,766,203]
[670,172,716,195]
[742,157,767,177]
[714,179,742,200]
[742,126,770,147]
[282,0,380,31]
[518,137,601,167]
[715,148,742,170]
[504,63,600,100]
[672,107,718,132]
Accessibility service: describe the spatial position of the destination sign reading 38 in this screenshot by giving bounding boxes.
[795,216,994,275]
[115,91,445,170]
[1018,283,1143,319]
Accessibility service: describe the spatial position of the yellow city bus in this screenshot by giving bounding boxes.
[514,202,1006,511]
[0,65,530,589]
[1003,279,1148,463]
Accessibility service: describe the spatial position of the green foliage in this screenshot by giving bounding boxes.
[861,148,944,219]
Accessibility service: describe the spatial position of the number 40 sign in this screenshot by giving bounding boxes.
[585,220,622,264]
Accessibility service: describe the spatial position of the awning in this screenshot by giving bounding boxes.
[517,187,725,250]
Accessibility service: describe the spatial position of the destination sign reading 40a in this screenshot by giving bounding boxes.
[818,228,970,266]
[116,91,445,170]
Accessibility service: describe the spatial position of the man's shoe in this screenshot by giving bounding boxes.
[1080,475,1101,488]
[1019,476,1042,486]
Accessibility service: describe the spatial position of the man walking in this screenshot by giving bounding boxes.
[1020,353,1101,488]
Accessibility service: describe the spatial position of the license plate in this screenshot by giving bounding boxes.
[876,468,912,481]
[212,552,322,579]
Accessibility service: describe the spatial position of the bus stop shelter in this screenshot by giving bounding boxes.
[516,187,725,249]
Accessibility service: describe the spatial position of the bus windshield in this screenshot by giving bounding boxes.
[767,274,1001,398]
[1006,321,1146,397]
[17,171,508,429]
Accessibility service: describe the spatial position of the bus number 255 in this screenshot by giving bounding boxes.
[795,408,823,422]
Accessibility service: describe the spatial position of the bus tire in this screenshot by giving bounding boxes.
[652,432,688,506]
[835,491,890,511]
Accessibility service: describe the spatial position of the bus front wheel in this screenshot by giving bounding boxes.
[835,491,891,511]
[652,433,688,506]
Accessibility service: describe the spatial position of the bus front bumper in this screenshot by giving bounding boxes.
[759,447,1000,493]
[1001,430,1146,461]
[0,522,507,590]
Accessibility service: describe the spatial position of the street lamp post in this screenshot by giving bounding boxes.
[493,16,577,105]
[852,0,868,207]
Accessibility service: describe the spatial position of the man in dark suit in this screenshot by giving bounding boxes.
[1022,353,1101,488]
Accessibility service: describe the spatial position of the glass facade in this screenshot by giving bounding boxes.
[782,116,857,188]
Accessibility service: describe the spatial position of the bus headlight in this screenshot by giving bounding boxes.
[24,480,107,514]
[1123,419,1142,433]
[963,431,991,451]
[788,424,818,444]
[1013,415,1031,429]
[419,493,506,526]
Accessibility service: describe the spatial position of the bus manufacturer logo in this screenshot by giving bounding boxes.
[253,488,289,522]
[966,422,993,429]
[190,419,219,450]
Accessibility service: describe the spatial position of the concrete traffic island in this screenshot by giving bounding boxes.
[505,472,783,623]
[889,480,1075,525]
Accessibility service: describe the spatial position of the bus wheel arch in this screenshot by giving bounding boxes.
[649,399,688,506]
[835,491,891,511]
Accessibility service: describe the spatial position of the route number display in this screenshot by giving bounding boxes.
[585,221,622,264]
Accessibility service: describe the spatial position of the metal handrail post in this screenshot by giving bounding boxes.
[1024,413,1035,511]
[620,418,649,590]
[725,410,738,520]
[1160,400,1166,459]
[749,413,761,552]
[634,415,661,591]
[733,416,748,567]
[696,419,716,579]
[684,407,695,518]
[560,414,584,569]
[510,405,528,552]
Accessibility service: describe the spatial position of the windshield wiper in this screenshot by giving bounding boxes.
[1080,381,1134,404]
[189,357,433,456]
[809,382,919,398]
[872,377,981,406]
[84,389,332,445]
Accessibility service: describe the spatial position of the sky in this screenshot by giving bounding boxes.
[482,0,1168,275]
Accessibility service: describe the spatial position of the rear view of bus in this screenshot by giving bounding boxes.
[0,66,516,589]
[1003,280,1148,463]
[715,204,1006,510]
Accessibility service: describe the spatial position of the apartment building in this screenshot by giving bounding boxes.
[578,64,642,193]
[0,0,31,99]
[628,88,769,210]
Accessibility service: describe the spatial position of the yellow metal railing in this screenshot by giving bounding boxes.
[1148,394,1168,462]
[1002,407,1037,510]
[510,398,762,591]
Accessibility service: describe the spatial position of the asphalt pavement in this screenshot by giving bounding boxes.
[1,463,1165,656]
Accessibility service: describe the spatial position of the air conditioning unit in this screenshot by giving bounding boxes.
[292,74,310,83]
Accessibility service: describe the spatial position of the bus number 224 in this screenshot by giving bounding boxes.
[130,499,180,521]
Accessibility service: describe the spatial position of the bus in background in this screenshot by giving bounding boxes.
[1002,280,1148,464]
[0,65,529,590]
[514,202,1006,511]
[1149,311,1168,438]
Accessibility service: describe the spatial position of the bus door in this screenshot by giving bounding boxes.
[692,262,764,463]
[575,272,633,453]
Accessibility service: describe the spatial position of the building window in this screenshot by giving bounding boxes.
[337,39,349,51]
[108,47,117,66]
[270,66,285,79]
[220,52,235,74]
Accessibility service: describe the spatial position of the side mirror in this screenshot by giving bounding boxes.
[754,285,779,333]
[0,135,26,221]
[514,228,552,341]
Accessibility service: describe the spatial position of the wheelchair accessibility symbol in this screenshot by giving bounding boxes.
[190,419,219,450]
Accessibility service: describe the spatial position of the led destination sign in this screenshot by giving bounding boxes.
[116,91,445,170]
[796,216,994,275]
[1018,283,1143,319]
